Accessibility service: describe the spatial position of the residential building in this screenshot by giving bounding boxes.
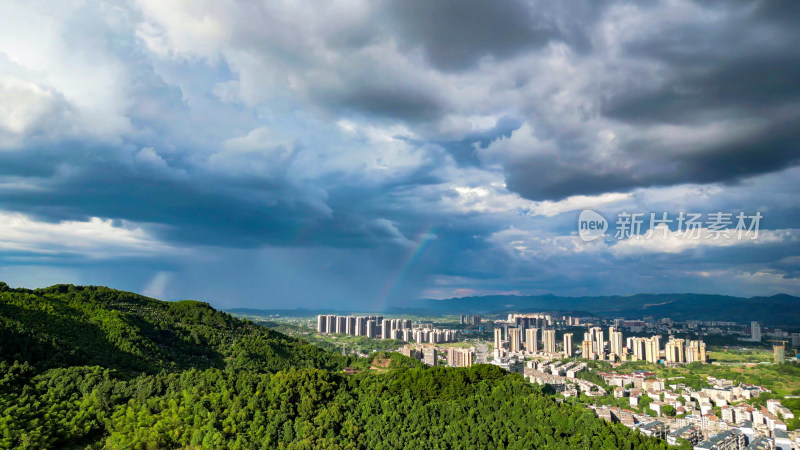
[695,429,745,450]
[751,321,762,341]
[666,425,702,447]
[447,347,474,367]
[509,327,522,353]
[563,333,573,357]
[526,327,539,354]
[543,329,557,353]
[645,336,661,363]
[423,347,437,366]
[610,330,624,357]
[316,314,327,333]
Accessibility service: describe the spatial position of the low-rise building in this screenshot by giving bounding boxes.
[666,425,703,447]
[638,421,667,439]
[695,429,745,450]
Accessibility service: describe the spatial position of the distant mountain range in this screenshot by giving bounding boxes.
[230,293,800,326]
[391,293,800,325]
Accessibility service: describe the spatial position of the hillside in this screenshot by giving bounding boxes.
[0,283,676,449]
[0,282,346,374]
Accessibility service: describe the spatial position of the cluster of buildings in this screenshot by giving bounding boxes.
[316,314,459,343]
[459,314,481,326]
[492,314,562,359]
[748,321,798,364]
[595,408,795,449]
[589,373,796,449]
[489,316,709,366]
[566,316,798,357]
[523,360,608,397]
[399,344,475,368]
[580,325,708,364]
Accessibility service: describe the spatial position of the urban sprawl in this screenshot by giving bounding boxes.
[317,313,799,449]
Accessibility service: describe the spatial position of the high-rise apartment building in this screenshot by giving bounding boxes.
[382,319,391,339]
[630,337,646,360]
[316,314,456,345]
[317,315,327,333]
[402,329,412,341]
[366,320,375,338]
[326,315,335,334]
[665,338,686,363]
[494,328,503,353]
[355,316,364,336]
[595,328,605,356]
[563,333,573,357]
[459,315,482,326]
[610,331,624,357]
[581,339,594,359]
[685,340,707,363]
[509,327,522,353]
[423,347,437,366]
[645,336,661,363]
[751,321,762,341]
[774,344,786,364]
[543,329,556,353]
[526,328,538,354]
[447,347,474,367]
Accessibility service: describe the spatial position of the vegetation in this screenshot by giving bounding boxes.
[0,283,347,374]
[707,348,773,364]
[0,283,673,448]
[613,359,800,397]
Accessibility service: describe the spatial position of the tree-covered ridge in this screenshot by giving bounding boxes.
[0,284,674,448]
[0,361,672,449]
[0,283,346,374]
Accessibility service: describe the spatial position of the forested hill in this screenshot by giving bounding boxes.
[0,282,346,373]
[0,283,677,449]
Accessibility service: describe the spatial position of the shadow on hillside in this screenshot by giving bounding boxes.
[0,298,224,373]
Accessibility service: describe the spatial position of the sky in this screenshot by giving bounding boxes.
[0,0,799,310]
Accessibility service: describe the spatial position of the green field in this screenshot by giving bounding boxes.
[708,348,773,363]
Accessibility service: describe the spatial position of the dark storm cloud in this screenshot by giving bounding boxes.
[605,1,800,124]
[319,82,445,122]
[0,141,427,249]
[488,0,800,201]
[381,0,565,71]
[503,113,800,201]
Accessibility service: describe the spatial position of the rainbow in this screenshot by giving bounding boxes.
[376,226,438,312]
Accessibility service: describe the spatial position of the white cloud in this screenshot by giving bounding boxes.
[0,76,72,148]
[0,1,134,142]
[0,210,177,259]
[446,178,630,216]
[488,227,605,259]
[610,225,797,256]
[486,223,799,261]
